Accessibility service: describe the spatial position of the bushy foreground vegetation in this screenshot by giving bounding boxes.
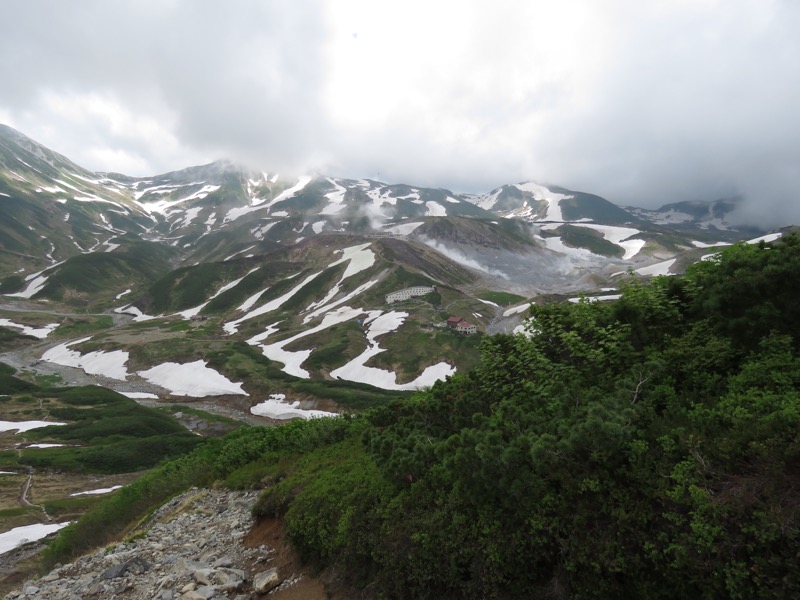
[48,235,800,598]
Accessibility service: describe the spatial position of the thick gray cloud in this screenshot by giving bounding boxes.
[1,0,798,226]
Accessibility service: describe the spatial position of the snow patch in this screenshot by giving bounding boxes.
[568,294,622,303]
[0,420,66,434]
[0,319,59,339]
[635,259,676,276]
[691,240,732,248]
[224,271,322,334]
[383,221,424,235]
[0,522,72,556]
[425,201,447,217]
[253,307,366,378]
[330,311,456,390]
[42,337,130,380]
[250,393,337,420]
[5,273,49,299]
[178,268,259,319]
[137,360,248,397]
[515,182,572,221]
[269,176,312,207]
[118,391,159,399]
[70,485,123,496]
[114,305,158,322]
[503,303,532,317]
[747,232,782,244]
[570,223,645,260]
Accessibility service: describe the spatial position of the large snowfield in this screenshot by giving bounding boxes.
[0,522,71,556]
[137,360,248,397]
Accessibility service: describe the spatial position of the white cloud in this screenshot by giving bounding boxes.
[0,0,798,224]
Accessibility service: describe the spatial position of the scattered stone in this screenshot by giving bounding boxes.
[253,567,283,593]
[3,489,281,599]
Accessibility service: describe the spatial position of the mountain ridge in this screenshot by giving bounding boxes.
[0,123,787,403]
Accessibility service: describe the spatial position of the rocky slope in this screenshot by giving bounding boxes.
[5,488,329,600]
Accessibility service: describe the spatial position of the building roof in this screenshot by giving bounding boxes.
[447,316,463,324]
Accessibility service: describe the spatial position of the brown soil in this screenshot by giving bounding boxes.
[243,516,356,600]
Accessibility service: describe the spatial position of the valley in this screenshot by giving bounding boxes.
[0,123,793,594]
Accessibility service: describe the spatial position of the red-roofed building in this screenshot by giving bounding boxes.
[446,316,463,329]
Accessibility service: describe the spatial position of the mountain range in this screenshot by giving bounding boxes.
[0,123,789,405]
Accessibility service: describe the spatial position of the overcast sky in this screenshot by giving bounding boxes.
[1,0,798,225]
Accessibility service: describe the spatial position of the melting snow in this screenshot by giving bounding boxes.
[301,245,376,319]
[570,223,646,260]
[250,393,337,420]
[178,268,259,319]
[70,485,123,497]
[0,319,59,339]
[312,221,326,234]
[503,303,532,317]
[137,360,248,397]
[320,178,348,215]
[0,522,71,555]
[224,271,322,334]
[136,184,220,214]
[268,176,312,207]
[425,201,447,217]
[635,259,676,276]
[330,243,375,280]
[747,232,782,244]
[118,391,159,399]
[383,221,424,235]
[568,294,622,303]
[223,204,267,223]
[330,311,456,390]
[5,273,49,299]
[114,305,158,322]
[42,337,130,380]
[177,206,203,229]
[515,182,572,221]
[0,420,66,434]
[303,280,378,323]
[26,443,67,448]
[539,234,596,260]
[115,288,131,300]
[691,240,732,248]
[254,307,367,378]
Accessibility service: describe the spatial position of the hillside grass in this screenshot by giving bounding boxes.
[5,385,204,475]
[365,322,483,376]
[36,243,177,306]
[476,289,527,306]
[53,315,113,338]
[206,341,406,410]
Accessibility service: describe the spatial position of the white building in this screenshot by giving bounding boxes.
[455,321,478,335]
[385,286,436,304]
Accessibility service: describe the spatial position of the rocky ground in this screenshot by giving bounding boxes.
[3,488,334,599]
